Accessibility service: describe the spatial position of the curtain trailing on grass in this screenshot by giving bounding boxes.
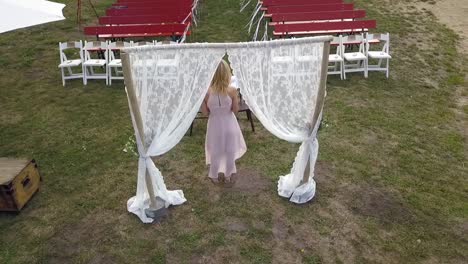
[122,36,331,223]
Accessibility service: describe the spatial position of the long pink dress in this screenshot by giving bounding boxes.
[205,92,247,179]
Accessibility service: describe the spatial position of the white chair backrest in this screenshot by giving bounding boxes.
[83,41,108,61]
[59,41,83,63]
[342,34,365,54]
[366,33,390,54]
[331,36,341,45]
[367,33,390,42]
[113,41,132,48]
[331,35,343,56]
[383,33,390,53]
[107,41,131,60]
[59,41,82,50]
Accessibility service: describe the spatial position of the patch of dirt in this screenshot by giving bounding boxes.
[271,208,303,264]
[412,0,468,144]
[314,161,337,187]
[453,86,468,155]
[252,220,266,229]
[187,246,243,264]
[289,197,402,264]
[226,167,270,194]
[88,254,117,264]
[201,167,270,203]
[309,200,362,263]
[417,0,468,56]
[0,111,23,125]
[346,184,415,225]
[219,158,337,262]
[46,210,119,262]
[266,162,405,263]
[220,217,249,232]
[452,218,468,243]
[272,217,288,240]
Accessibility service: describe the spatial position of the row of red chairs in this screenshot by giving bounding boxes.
[258,0,377,37]
[84,0,194,39]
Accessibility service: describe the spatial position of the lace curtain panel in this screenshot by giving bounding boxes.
[229,40,327,203]
[122,36,331,223]
[124,46,227,223]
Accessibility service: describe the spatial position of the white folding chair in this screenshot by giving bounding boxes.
[328,35,344,80]
[366,33,392,78]
[107,41,132,85]
[342,34,368,79]
[58,41,83,86]
[82,41,108,85]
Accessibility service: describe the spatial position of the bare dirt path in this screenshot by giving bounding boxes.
[420,0,468,151]
[425,0,468,55]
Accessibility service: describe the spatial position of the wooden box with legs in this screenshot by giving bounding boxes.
[0,158,41,212]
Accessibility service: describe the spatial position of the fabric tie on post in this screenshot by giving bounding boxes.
[280,111,323,203]
[127,155,152,223]
[287,137,318,204]
[277,137,315,201]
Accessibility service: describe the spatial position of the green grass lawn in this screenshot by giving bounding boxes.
[0,0,467,263]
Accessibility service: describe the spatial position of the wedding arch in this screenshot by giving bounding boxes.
[121,36,331,223]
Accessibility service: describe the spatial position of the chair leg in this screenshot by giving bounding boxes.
[189,121,194,136]
[386,59,390,79]
[343,63,347,80]
[246,110,255,132]
[108,66,112,86]
[106,67,109,86]
[340,61,343,80]
[364,59,368,78]
[83,66,87,85]
[61,68,65,86]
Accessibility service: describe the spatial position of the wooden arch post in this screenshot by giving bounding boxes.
[301,40,330,184]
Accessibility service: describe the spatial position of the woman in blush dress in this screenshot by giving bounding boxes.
[201,60,247,184]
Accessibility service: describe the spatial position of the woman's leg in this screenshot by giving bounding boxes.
[209,155,220,180]
[224,152,237,182]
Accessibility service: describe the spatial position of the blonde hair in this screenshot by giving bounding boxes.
[210,60,232,95]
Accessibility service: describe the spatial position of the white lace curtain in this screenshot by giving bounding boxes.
[123,36,331,223]
[229,41,327,203]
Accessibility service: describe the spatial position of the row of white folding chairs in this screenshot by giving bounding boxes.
[328,33,391,80]
[58,40,177,86]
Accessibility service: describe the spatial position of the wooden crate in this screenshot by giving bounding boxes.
[0,158,41,212]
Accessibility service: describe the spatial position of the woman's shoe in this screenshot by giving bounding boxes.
[228,173,237,183]
[224,173,236,188]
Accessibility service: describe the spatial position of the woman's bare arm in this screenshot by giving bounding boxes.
[201,93,210,115]
[229,87,239,113]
